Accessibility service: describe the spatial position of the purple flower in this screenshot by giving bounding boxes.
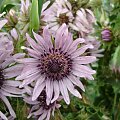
[16,24,96,105]
[24,89,61,120]
[0,52,25,119]
[42,0,96,37]
[101,29,112,42]
[71,8,96,37]
[84,36,104,58]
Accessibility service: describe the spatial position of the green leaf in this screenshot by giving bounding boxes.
[38,0,44,18]
[0,0,19,13]
[0,0,4,12]
[2,4,15,13]
[30,0,40,33]
[112,46,120,67]
[0,0,3,3]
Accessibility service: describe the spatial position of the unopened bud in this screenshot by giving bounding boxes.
[6,9,18,28]
[101,28,112,42]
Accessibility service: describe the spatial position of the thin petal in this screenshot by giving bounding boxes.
[0,111,7,120]
[73,56,96,64]
[63,78,82,98]
[32,82,45,101]
[0,94,16,118]
[67,75,85,91]
[59,80,70,104]
[71,44,94,58]
[51,80,60,103]
[46,80,53,105]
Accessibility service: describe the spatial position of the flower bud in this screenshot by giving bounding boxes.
[10,28,18,40]
[101,28,112,42]
[5,9,18,28]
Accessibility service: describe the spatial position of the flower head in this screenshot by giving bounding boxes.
[73,8,96,37]
[42,0,74,31]
[84,36,104,58]
[42,0,95,36]
[16,24,96,105]
[24,89,61,120]
[0,51,25,119]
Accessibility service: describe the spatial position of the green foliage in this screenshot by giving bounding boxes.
[38,0,44,18]
[0,0,20,13]
[2,4,15,13]
[111,46,120,68]
[9,98,35,120]
[30,0,40,33]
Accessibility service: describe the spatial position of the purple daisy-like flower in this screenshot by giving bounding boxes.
[16,24,96,105]
[24,89,61,120]
[73,8,96,37]
[42,0,95,37]
[42,0,74,31]
[0,52,25,119]
[84,36,104,58]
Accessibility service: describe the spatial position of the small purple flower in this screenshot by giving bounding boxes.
[16,24,96,105]
[24,89,61,120]
[84,36,104,58]
[42,0,96,37]
[101,29,112,42]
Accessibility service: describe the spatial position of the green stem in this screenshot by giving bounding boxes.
[112,91,117,119]
[115,102,120,120]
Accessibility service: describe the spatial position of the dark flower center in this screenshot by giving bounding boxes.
[0,68,4,88]
[47,60,63,73]
[38,48,72,81]
[58,14,69,25]
[38,90,54,110]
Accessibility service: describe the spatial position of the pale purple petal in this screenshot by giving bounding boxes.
[59,80,70,104]
[0,94,16,118]
[32,82,45,101]
[51,80,60,103]
[63,78,82,98]
[71,44,94,58]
